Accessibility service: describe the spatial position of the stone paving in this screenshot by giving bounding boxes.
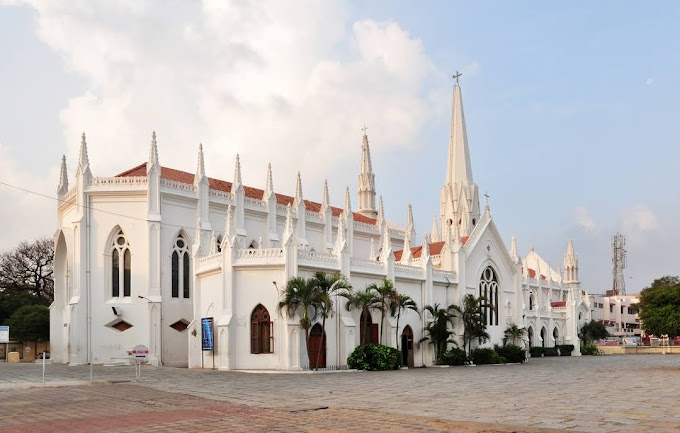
[1,355,679,432]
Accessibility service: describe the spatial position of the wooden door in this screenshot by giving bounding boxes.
[401,325,414,367]
[309,324,326,369]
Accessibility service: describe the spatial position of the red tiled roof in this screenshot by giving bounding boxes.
[551,301,566,308]
[117,162,372,223]
[527,269,536,278]
[393,241,446,261]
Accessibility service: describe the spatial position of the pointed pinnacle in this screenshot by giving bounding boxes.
[265,162,274,196]
[233,153,242,186]
[294,171,303,205]
[322,179,330,209]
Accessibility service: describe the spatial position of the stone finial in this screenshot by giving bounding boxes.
[369,237,376,260]
[294,171,303,207]
[221,205,235,249]
[406,202,414,231]
[510,236,519,263]
[283,204,294,242]
[57,155,69,195]
[333,212,347,254]
[77,132,91,175]
[148,131,159,169]
[233,153,242,187]
[195,143,206,185]
[322,179,330,210]
[265,162,274,198]
[209,231,217,255]
[380,224,392,262]
[344,186,351,216]
[377,194,384,225]
[422,234,431,259]
[431,214,440,243]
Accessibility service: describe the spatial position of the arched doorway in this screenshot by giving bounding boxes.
[401,325,414,367]
[528,327,534,347]
[309,324,326,369]
[553,327,559,346]
[540,326,547,348]
[360,311,378,345]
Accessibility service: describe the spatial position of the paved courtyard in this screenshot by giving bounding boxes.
[1,355,679,432]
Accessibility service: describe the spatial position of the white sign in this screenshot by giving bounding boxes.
[131,344,149,362]
[0,326,8,344]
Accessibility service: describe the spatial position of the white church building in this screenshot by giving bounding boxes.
[50,79,591,369]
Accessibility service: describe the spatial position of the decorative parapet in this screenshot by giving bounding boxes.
[90,176,148,188]
[410,257,423,267]
[350,257,383,271]
[235,248,284,260]
[305,210,323,223]
[210,189,233,202]
[432,269,456,280]
[394,263,422,275]
[354,220,378,232]
[276,204,288,213]
[160,178,196,193]
[60,187,77,205]
[196,253,221,274]
[245,196,266,208]
[297,249,338,266]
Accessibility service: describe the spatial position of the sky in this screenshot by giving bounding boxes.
[1,1,679,294]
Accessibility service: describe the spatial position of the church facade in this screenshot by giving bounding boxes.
[50,80,591,369]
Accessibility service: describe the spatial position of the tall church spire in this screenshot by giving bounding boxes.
[446,73,473,187]
[563,237,579,285]
[357,127,377,217]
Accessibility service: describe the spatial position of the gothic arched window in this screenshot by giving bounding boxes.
[251,304,273,354]
[479,266,499,326]
[111,229,131,297]
[529,293,535,311]
[171,234,190,298]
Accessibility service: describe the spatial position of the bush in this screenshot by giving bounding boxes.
[471,348,504,365]
[347,344,402,371]
[544,347,558,356]
[558,345,574,356]
[529,347,545,357]
[581,343,599,355]
[495,344,526,363]
[439,347,467,366]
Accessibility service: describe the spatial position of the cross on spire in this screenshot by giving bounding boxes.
[453,71,462,84]
[361,124,368,135]
[484,192,490,210]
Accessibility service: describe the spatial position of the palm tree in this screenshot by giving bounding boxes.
[368,278,398,344]
[460,294,490,356]
[309,271,350,369]
[503,323,526,346]
[418,303,460,363]
[277,276,321,367]
[342,288,380,346]
[391,293,420,350]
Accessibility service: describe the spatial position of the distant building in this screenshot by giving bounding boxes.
[587,294,641,339]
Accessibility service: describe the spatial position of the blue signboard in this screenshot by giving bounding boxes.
[201,317,214,351]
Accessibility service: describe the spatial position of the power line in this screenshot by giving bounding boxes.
[0,180,204,232]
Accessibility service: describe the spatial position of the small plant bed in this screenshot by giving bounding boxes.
[529,347,545,357]
[494,344,527,363]
[438,347,468,366]
[581,343,599,355]
[470,348,505,365]
[347,344,401,371]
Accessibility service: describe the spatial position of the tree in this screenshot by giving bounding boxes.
[6,304,50,357]
[418,303,459,363]
[0,290,41,325]
[342,288,380,346]
[579,320,609,344]
[0,237,54,305]
[460,294,489,356]
[367,278,398,344]
[309,271,350,369]
[277,277,321,367]
[391,293,419,350]
[638,276,680,338]
[503,323,526,346]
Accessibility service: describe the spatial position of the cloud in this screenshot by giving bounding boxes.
[13,0,442,200]
[645,78,654,86]
[621,204,658,233]
[571,206,596,232]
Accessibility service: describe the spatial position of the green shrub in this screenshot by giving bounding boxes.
[347,344,402,371]
[581,343,599,355]
[529,347,545,357]
[558,345,574,356]
[471,348,503,365]
[439,347,467,365]
[544,347,558,356]
[494,344,526,363]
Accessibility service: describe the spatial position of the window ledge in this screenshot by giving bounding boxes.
[106,297,133,305]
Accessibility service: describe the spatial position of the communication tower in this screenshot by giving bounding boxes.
[611,233,627,296]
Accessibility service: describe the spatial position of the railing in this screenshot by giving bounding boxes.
[90,176,147,187]
[197,253,222,271]
[305,210,323,222]
[276,204,288,213]
[433,269,455,279]
[298,249,337,264]
[61,187,77,204]
[245,196,266,208]
[350,257,383,270]
[235,248,284,260]
[394,263,422,275]
[410,257,423,266]
[354,220,378,232]
[160,178,196,193]
[210,189,233,202]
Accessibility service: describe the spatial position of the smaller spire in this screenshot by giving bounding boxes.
[193,217,203,255]
[422,234,431,258]
[283,204,294,243]
[406,203,414,230]
[57,155,68,195]
[148,131,159,170]
[380,223,392,262]
[209,231,217,255]
[233,153,242,187]
[294,171,303,207]
[265,162,274,198]
[484,192,490,214]
[195,143,206,185]
[567,237,575,256]
[344,186,352,216]
[333,212,347,254]
[322,179,330,210]
[78,132,90,175]
[401,228,412,264]
[431,215,440,243]
[377,194,384,225]
[369,237,376,260]
[510,236,519,263]
[222,205,234,249]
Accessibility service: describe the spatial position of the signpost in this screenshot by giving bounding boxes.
[201,317,215,370]
[131,344,149,380]
[0,326,8,362]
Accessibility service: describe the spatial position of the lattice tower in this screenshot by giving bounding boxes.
[611,233,627,295]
